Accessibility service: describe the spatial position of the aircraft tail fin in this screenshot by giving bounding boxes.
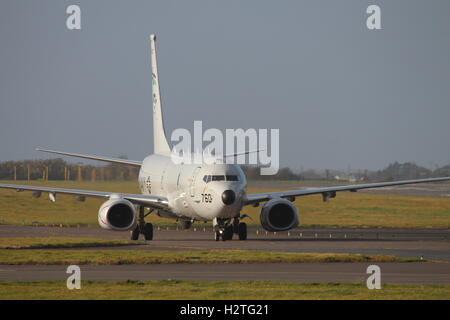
[150,34,171,155]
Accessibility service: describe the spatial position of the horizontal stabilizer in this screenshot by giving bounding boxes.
[223,149,265,158]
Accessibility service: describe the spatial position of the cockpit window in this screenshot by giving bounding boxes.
[226,175,239,181]
[211,175,225,181]
[203,175,237,183]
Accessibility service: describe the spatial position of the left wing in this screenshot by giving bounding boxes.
[244,176,450,205]
[0,183,168,209]
[36,148,142,167]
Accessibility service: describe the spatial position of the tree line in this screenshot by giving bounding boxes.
[242,162,450,181]
[0,158,449,182]
[0,159,139,181]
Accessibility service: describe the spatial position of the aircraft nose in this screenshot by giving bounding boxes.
[221,190,236,205]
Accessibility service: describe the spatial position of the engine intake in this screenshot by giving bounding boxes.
[260,198,299,232]
[98,198,137,231]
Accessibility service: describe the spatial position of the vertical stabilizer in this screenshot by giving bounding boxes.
[150,34,171,155]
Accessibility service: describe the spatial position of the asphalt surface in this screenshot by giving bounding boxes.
[1,225,449,261]
[0,225,449,284]
[0,262,448,284]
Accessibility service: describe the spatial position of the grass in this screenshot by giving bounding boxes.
[0,280,448,299]
[0,237,143,249]
[0,248,421,265]
[0,180,450,228]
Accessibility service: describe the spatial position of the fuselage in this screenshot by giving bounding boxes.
[137,154,247,222]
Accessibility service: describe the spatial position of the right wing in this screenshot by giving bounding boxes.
[0,183,168,209]
[244,176,450,205]
[36,148,142,167]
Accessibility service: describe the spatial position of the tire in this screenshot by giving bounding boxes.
[238,222,247,240]
[131,226,140,241]
[233,220,239,234]
[181,221,192,230]
[143,223,153,241]
[224,225,234,241]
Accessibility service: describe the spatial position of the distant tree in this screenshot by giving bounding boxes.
[432,165,450,178]
[369,162,431,181]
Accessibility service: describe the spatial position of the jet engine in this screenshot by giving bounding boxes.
[260,198,299,232]
[98,198,137,231]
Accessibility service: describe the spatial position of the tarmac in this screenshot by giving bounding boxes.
[0,262,448,284]
[0,225,449,284]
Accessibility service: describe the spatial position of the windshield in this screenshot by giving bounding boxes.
[203,175,239,183]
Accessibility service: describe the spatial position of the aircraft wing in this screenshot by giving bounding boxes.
[244,177,450,205]
[36,148,142,167]
[0,183,168,209]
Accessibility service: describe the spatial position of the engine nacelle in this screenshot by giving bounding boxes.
[260,198,299,232]
[98,198,137,231]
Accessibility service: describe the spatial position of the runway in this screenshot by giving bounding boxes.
[1,225,449,261]
[1,225,449,284]
[0,262,448,284]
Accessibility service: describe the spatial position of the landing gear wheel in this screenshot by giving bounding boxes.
[131,226,140,241]
[238,222,247,240]
[181,220,192,230]
[224,225,234,241]
[233,218,239,234]
[143,222,153,241]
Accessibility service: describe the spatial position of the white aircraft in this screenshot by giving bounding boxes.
[1,34,449,241]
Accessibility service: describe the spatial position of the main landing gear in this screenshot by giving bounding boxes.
[213,217,247,241]
[131,206,153,241]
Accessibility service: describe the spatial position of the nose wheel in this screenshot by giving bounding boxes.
[214,225,233,241]
[214,229,222,241]
[213,218,247,241]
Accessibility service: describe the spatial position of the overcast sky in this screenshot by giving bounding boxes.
[1,0,449,171]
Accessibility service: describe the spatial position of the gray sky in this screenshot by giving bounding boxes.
[1,0,449,171]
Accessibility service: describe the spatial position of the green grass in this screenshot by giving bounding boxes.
[1,180,450,228]
[0,280,448,299]
[0,237,143,249]
[0,248,421,265]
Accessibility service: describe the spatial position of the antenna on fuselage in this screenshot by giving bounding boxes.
[150,34,171,155]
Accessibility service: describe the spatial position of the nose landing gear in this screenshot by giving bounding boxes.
[131,206,154,241]
[213,217,247,241]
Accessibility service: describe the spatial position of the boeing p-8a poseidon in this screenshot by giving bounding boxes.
[1,35,449,241]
